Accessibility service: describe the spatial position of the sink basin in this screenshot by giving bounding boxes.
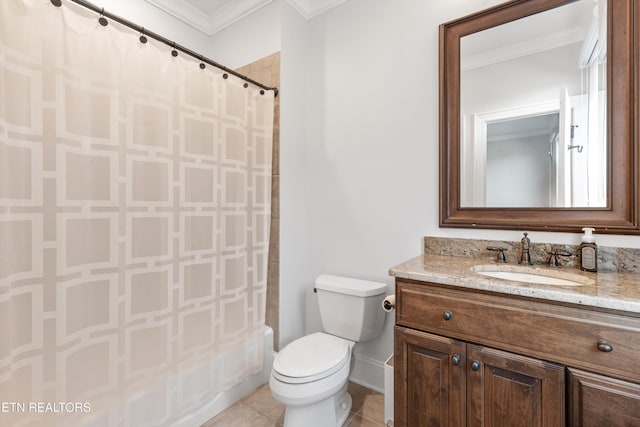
[471,265,593,287]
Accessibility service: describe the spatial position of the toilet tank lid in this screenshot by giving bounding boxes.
[315,274,387,297]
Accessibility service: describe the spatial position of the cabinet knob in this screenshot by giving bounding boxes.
[452,354,461,366]
[443,310,453,321]
[471,360,481,371]
[597,339,613,353]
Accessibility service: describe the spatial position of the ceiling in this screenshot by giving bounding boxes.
[143,0,348,36]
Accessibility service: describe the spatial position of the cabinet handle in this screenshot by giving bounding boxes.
[443,310,453,321]
[471,360,481,371]
[452,354,461,366]
[597,339,613,353]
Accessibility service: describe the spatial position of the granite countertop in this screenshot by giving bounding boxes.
[389,254,640,314]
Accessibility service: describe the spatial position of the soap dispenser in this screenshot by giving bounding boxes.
[579,227,598,272]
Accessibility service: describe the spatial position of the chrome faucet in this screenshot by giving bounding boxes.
[520,232,532,265]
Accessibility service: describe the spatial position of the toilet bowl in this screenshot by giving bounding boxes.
[269,333,354,427]
[269,275,388,427]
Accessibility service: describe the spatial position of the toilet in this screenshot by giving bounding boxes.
[269,274,387,427]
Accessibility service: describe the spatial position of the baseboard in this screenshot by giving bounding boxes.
[349,353,385,393]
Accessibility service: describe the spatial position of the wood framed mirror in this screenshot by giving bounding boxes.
[439,0,639,234]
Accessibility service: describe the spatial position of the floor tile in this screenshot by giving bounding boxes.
[348,382,373,413]
[346,413,385,427]
[202,403,277,427]
[357,391,385,424]
[202,381,386,427]
[242,384,285,421]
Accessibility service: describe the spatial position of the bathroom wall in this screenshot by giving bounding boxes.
[486,133,551,207]
[74,0,640,392]
[206,0,281,69]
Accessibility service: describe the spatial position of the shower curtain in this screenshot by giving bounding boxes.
[0,1,274,426]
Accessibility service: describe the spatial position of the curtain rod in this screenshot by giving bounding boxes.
[50,0,279,97]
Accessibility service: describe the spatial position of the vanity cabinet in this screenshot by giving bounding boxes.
[395,327,564,426]
[567,369,640,427]
[394,328,465,426]
[394,279,640,426]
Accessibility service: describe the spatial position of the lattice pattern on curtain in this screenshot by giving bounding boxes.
[0,1,274,425]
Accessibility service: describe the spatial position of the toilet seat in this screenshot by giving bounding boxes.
[273,333,351,384]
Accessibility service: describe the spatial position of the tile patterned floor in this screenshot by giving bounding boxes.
[201,381,388,427]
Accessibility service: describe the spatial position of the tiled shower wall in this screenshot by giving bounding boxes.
[236,52,280,349]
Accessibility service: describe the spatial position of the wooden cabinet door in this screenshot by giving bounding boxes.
[466,344,565,427]
[394,326,466,427]
[568,368,640,426]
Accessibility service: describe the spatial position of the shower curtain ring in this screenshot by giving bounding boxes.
[50,0,62,7]
[98,8,108,26]
[139,28,147,44]
[171,42,178,57]
[199,55,206,69]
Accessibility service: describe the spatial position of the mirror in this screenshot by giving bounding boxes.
[440,0,640,233]
[460,1,606,208]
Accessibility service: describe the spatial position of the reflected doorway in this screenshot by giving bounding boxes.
[486,113,559,207]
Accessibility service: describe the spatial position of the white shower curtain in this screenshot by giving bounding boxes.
[0,1,274,425]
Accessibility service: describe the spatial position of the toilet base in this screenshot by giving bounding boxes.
[282,382,352,427]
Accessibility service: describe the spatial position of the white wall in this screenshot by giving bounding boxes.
[279,1,310,349]
[296,0,439,386]
[486,134,550,207]
[83,0,640,392]
[206,0,282,69]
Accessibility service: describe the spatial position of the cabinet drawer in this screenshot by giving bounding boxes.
[397,280,640,384]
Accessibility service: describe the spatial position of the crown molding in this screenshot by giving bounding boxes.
[285,0,347,19]
[144,0,348,36]
[461,27,586,71]
[143,0,274,36]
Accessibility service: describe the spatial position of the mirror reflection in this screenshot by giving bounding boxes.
[459,0,606,208]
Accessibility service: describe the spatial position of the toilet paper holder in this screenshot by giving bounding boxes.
[382,295,396,312]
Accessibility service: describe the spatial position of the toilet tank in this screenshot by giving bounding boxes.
[315,274,388,342]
